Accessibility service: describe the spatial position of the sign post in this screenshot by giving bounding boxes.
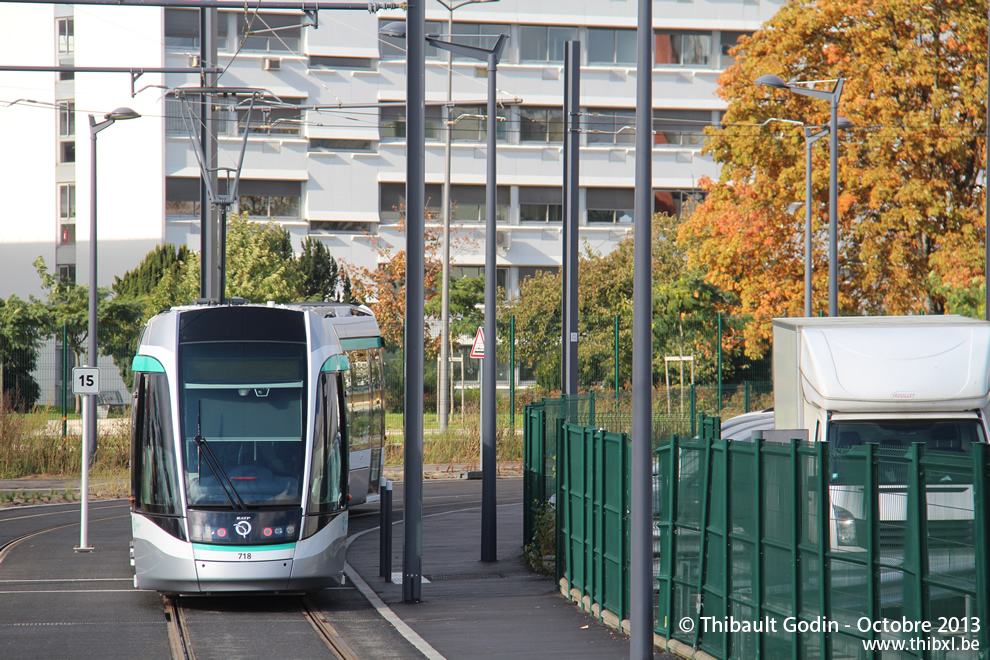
[470,328,485,470]
[71,367,99,552]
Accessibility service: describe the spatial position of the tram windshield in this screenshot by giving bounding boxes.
[180,341,306,507]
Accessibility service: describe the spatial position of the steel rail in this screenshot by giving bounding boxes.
[300,595,361,660]
[163,595,195,660]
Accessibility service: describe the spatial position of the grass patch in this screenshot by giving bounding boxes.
[0,396,131,501]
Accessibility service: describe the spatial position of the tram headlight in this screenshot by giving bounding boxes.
[238,389,249,397]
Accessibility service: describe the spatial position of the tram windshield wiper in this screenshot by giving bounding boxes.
[193,401,246,510]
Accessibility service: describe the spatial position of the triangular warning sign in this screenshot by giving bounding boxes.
[470,327,485,358]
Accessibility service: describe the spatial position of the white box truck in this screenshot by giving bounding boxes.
[772,315,990,564]
[773,315,990,446]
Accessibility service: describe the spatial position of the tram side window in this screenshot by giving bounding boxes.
[368,348,385,484]
[132,373,181,515]
[347,349,372,452]
[308,373,348,513]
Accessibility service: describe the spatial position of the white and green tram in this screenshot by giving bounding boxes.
[128,301,385,593]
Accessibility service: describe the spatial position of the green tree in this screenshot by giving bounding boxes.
[113,243,191,301]
[32,258,144,409]
[680,0,989,346]
[349,213,445,355]
[298,237,354,303]
[503,214,744,392]
[0,295,46,411]
[224,213,303,303]
[112,243,193,387]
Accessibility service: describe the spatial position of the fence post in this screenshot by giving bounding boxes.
[716,312,722,414]
[972,443,990,653]
[613,314,620,399]
[589,389,595,427]
[510,315,515,433]
[690,384,697,437]
[744,381,750,414]
[62,325,68,438]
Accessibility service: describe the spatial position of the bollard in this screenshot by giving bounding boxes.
[379,477,388,577]
[380,478,393,581]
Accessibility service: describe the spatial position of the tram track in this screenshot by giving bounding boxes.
[163,593,361,660]
[163,594,195,660]
[301,595,362,659]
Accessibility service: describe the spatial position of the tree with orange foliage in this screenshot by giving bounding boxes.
[680,0,988,347]
[348,212,456,358]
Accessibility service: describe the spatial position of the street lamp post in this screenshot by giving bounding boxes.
[435,0,499,433]
[764,116,852,316]
[423,30,507,563]
[83,107,139,552]
[756,74,845,316]
[380,19,508,564]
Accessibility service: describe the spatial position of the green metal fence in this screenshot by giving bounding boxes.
[528,407,990,658]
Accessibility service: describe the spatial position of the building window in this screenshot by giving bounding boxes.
[585,109,636,146]
[519,25,577,63]
[655,31,712,67]
[58,102,75,137]
[165,97,186,135]
[236,12,300,52]
[59,184,76,219]
[450,105,507,142]
[587,28,636,65]
[239,195,300,218]
[57,264,76,285]
[379,182,506,223]
[518,107,564,143]
[164,9,229,51]
[310,220,374,233]
[587,188,634,224]
[443,23,511,60]
[237,180,302,219]
[519,187,562,223]
[309,138,373,152]
[308,55,372,69]
[380,105,441,141]
[719,32,750,68]
[653,109,711,147]
[517,266,558,283]
[166,177,201,217]
[57,18,74,55]
[238,99,302,135]
[379,20,443,60]
[380,182,442,221]
[60,223,76,245]
[59,71,74,82]
[59,141,75,164]
[654,189,705,218]
[520,204,562,222]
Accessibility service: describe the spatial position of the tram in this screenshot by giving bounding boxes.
[128,301,385,593]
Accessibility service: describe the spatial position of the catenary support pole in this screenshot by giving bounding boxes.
[631,0,654,656]
[480,46,498,562]
[563,41,580,396]
[403,0,425,602]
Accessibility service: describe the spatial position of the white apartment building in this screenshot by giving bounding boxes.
[0,0,784,302]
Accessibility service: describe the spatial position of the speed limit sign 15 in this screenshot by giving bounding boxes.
[72,367,100,395]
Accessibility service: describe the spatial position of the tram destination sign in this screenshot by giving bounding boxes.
[72,367,100,395]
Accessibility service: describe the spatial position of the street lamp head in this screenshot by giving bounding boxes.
[832,117,854,131]
[379,21,407,38]
[755,74,788,89]
[106,107,140,121]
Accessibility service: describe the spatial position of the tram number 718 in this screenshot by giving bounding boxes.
[238,553,253,560]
